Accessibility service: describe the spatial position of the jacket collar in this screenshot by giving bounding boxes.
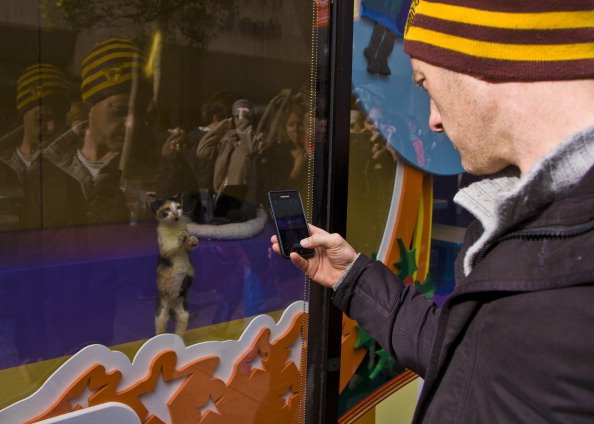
[43,126,81,169]
[44,125,97,199]
[455,124,594,276]
[0,127,29,183]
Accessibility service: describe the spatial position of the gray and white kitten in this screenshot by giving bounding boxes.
[148,193,199,337]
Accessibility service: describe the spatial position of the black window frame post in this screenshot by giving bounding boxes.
[306,0,354,422]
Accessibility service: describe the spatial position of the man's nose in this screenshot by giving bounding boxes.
[43,120,55,134]
[428,99,443,132]
[125,114,134,129]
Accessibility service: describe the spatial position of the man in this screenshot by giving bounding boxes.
[0,64,71,229]
[272,1,594,422]
[156,95,233,212]
[44,38,159,225]
[211,99,259,193]
[196,99,261,222]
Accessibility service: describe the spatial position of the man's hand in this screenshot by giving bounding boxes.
[161,127,185,158]
[211,118,233,136]
[270,224,357,288]
[235,112,252,135]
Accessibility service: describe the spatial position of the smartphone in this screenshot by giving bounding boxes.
[268,190,315,259]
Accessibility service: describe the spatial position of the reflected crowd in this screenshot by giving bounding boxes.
[0,37,315,232]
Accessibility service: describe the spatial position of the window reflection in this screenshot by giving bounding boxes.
[0,0,315,411]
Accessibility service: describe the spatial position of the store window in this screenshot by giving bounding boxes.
[0,1,321,422]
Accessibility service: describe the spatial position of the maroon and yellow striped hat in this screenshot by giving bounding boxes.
[16,64,70,113]
[81,38,147,105]
[403,0,594,81]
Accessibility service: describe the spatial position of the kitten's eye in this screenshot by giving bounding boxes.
[176,205,182,210]
[163,207,171,214]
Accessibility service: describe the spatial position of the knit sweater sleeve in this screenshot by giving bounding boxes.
[332,254,440,377]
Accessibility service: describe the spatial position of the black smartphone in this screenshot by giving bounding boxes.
[268,190,315,259]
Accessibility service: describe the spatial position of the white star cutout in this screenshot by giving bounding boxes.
[284,334,304,371]
[280,388,297,408]
[250,352,265,372]
[198,395,221,417]
[139,372,184,423]
[69,384,95,409]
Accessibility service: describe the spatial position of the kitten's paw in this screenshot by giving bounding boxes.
[187,236,199,249]
[178,231,189,244]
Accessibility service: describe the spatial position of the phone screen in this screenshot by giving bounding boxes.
[268,190,314,259]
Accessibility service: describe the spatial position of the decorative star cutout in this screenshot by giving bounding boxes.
[139,371,184,423]
[280,387,298,408]
[251,352,265,372]
[199,394,221,417]
[284,334,304,371]
[69,384,95,410]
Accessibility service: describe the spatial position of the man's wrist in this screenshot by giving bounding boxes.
[332,253,361,291]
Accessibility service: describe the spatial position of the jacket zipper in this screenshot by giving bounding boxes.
[475,218,594,265]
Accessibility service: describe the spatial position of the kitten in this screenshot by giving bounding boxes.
[147,193,199,337]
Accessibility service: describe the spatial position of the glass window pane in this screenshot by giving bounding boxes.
[0,1,319,421]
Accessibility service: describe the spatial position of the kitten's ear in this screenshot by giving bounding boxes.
[173,192,184,205]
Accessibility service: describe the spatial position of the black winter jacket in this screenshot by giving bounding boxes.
[334,164,594,423]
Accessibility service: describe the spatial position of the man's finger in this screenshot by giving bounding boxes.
[307,223,325,234]
[301,232,333,249]
[290,252,309,273]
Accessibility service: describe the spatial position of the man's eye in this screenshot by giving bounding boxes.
[111,106,128,116]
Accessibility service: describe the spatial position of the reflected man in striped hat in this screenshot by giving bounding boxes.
[0,64,71,230]
[44,37,158,225]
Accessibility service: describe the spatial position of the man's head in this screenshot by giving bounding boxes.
[403,0,594,174]
[364,106,382,132]
[87,93,132,151]
[16,64,70,147]
[231,99,255,125]
[204,99,232,125]
[81,38,150,151]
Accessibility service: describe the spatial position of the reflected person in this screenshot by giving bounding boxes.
[257,95,308,201]
[154,97,234,214]
[196,99,260,222]
[44,38,156,225]
[0,64,71,230]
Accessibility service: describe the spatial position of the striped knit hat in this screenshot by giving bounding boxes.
[81,38,147,105]
[16,64,70,113]
[403,0,594,81]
